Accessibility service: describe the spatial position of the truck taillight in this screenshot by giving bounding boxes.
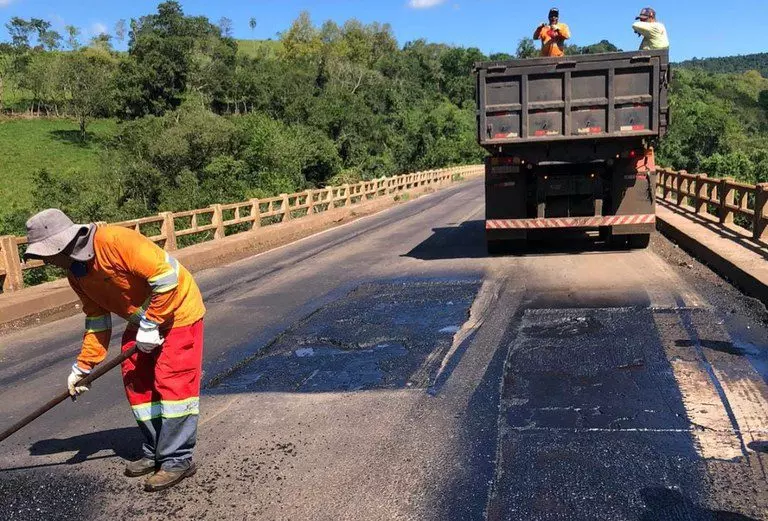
[629,150,637,159]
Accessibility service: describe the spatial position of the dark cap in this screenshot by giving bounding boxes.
[549,7,559,17]
[636,7,656,20]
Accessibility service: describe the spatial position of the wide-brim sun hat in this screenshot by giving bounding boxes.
[23,208,89,260]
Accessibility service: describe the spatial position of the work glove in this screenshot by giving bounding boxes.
[136,321,164,354]
[67,364,90,397]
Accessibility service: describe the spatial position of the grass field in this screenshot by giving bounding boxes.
[0,118,117,217]
[236,39,282,58]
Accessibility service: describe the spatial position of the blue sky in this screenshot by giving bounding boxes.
[0,0,764,62]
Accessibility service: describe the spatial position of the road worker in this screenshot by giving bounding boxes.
[533,7,571,57]
[23,209,205,492]
[632,7,669,50]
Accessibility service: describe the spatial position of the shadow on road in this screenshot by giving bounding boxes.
[748,441,768,453]
[638,487,760,520]
[8,427,142,470]
[404,220,632,261]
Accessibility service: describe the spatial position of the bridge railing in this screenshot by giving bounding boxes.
[656,168,768,243]
[0,165,482,293]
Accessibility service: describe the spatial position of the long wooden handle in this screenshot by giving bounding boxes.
[0,346,138,443]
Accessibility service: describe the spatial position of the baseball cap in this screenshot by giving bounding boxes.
[636,7,656,20]
[549,7,559,17]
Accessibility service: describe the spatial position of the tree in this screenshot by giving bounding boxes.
[516,38,536,59]
[39,29,62,51]
[118,1,228,117]
[66,25,82,51]
[90,33,113,51]
[0,43,14,111]
[60,51,117,140]
[218,17,233,38]
[759,90,768,112]
[115,20,127,43]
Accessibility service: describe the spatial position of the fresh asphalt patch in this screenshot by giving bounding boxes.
[208,280,482,394]
[488,306,767,521]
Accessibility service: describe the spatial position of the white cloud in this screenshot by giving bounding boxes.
[408,0,447,9]
[0,0,14,7]
[90,22,108,36]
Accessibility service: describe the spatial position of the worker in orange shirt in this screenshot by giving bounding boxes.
[533,7,571,57]
[24,209,206,492]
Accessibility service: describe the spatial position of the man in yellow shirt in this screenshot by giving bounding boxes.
[24,209,206,492]
[632,7,669,50]
[533,8,571,57]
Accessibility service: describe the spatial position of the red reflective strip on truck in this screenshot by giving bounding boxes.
[486,215,656,229]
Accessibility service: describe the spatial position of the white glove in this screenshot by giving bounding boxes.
[68,364,90,397]
[136,322,164,354]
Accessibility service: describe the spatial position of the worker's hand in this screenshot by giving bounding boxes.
[136,323,164,354]
[67,364,90,397]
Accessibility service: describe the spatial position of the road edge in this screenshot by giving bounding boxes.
[656,203,768,308]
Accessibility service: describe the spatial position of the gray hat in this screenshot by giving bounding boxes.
[24,209,91,260]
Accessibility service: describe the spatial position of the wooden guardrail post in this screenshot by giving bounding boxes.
[676,170,686,206]
[210,204,225,239]
[659,169,669,201]
[694,174,708,215]
[280,194,292,221]
[306,190,314,215]
[343,184,351,207]
[0,236,24,293]
[719,177,735,225]
[159,212,177,251]
[250,198,261,229]
[754,183,768,241]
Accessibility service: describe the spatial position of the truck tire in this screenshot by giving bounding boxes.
[628,234,651,249]
[487,239,527,255]
[487,240,506,255]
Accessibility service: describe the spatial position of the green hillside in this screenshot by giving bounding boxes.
[675,52,768,77]
[0,118,117,211]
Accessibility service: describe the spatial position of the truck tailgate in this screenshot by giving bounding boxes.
[475,51,669,147]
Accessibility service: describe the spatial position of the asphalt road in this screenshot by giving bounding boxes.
[1,178,768,520]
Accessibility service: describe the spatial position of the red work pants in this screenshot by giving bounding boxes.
[121,320,204,471]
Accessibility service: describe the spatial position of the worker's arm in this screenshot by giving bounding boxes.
[69,276,112,371]
[557,23,571,41]
[117,230,181,329]
[533,24,545,40]
[632,21,653,37]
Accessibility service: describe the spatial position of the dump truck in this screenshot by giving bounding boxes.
[474,50,669,252]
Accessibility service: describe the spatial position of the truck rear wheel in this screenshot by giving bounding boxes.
[628,234,650,249]
[487,240,506,255]
[487,239,526,255]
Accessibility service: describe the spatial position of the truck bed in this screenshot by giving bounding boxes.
[475,50,669,148]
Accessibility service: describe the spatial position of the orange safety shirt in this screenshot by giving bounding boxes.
[533,23,571,57]
[68,225,205,371]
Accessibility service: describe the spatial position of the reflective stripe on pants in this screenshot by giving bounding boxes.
[121,319,204,471]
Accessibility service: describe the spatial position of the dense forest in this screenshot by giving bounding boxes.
[676,52,768,78]
[1,1,767,239]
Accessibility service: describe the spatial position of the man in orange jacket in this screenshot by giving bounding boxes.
[533,7,571,57]
[24,209,206,492]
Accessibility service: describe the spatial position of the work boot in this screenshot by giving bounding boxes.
[144,462,197,492]
[124,457,157,477]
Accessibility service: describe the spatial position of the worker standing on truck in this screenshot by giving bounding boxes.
[533,7,571,57]
[632,7,669,50]
[23,209,206,492]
